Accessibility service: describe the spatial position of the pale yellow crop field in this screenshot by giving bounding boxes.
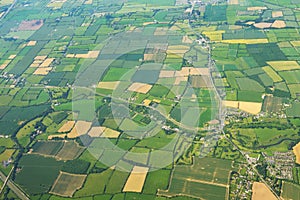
[267,61,300,71]
[123,166,149,192]
[251,182,277,200]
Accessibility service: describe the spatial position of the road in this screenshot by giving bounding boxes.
[0,0,17,21]
[0,170,30,200]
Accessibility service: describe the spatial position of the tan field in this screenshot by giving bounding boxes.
[88,126,106,137]
[223,101,262,114]
[34,55,47,60]
[190,68,210,76]
[143,99,152,106]
[8,55,16,59]
[174,76,188,85]
[40,58,54,67]
[97,81,120,90]
[27,41,37,46]
[123,166,149,192]
[67,121,92,138]
[127,82,152,94]
[74,51,100,59]
[33,67,52,75]
[66,54,75,58]
[293,142,300,164]
[228,0,238,4]
[253,23,272,29]
[271,20,286,28]
[48,134,66,140]
[251,182,277,200]
[272,11,283,18]
[159,70,175,78]
[144,54,154,61]
[50,172,86,197]
[175,67,191,77]
[182,35,193,44]
[247,6,267,11]
[267,61,300,71]
[0,60,11,70]
[84,0,92,4]
[58,121,75,132]
[101,128,121,138]
[18,20,43,31]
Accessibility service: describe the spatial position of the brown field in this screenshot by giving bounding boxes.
[247,6,267,11]
[271,20,286,28]
[58,121,75,132]
[159,70,175,78]
[253,22,272,29]
[100,128,121,138]
[123,166,149,193]
[88,126,106,137]
[272,11,283,18]
[127,82,152,94]
[48,134,67,140]
[251,182,277,200]
[50,172,86,197]
[67,121,92,138]
[97,81,120,90]
[223,101,262,114]
[293,142,300,164]
[267,61,300,71]
[56,141,85,160]
[33,67,52,75]
[174,76,188,85]
[18,20,43,31]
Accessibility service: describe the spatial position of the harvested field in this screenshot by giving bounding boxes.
[267,61,300,71]
[291,41,300,47]
[40,58,54,67]
[174,76,188,85]
[27,41,37,46]
[272,20,286,28]
[293,142,300,164]
[35,56,47,60]
[190,68,210,76]
[74,51,100,59]
[0,60,11,70]
[97,81,120,90]
[175,67,190,77]
[144,54,154,61]
[50,172,86,197]
[159,70,175,78]
[33,67,52,75]
[251,182,277,200]
[143,99,152,106]
[154,27,168,36]
[8,55,16,59]
[182,35,193,43]
[48,134,67,140]
[272,11,283,18]
[18,20,43,31]
[223,101,262,114]
[247,6,267,11]
[253,23,272,29]
[67,121,92,138]
[58,121,75,132]
[88,126,106,137]
[100,128,121,138]
[127,83,152,94]
[123,166,149,192]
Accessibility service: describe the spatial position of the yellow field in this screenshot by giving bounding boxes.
[291,41,300,47]
[40,58,54,67]
[144,54,154,61]
[88,126,106,137]
[8,55,16,59]
[48,134,67,140]
[272,11,283,18]
[223,101,262,114]
[262,66,283,82]
[143,99,152,106]
[127,82,152,94]
[50,172,86,197]
[0,60,11,70]
[174,76,188,85]
[97,81,120,90]
[159,70,175,78]
[202,30,225,41]
[167,45,190,54]
[251,182,277,200]
[67,121,92,138]
[123,166,149,192]
[58,121,75,132]
[27,41,37,46]
[293,142,300,164]
[190,68,210,76]
[222,39,268,44]
[267,61,300,71]
[101,128,121,138]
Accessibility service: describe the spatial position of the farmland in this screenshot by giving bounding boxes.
[0,0,300,199]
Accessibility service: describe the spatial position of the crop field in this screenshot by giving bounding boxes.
[123,166,149,192]
[281,181,300,200]
[50,172,86,197]
[252,182,277,200]
[32,141,64,156]
[55,141,85,160]
[161,157,232,199]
